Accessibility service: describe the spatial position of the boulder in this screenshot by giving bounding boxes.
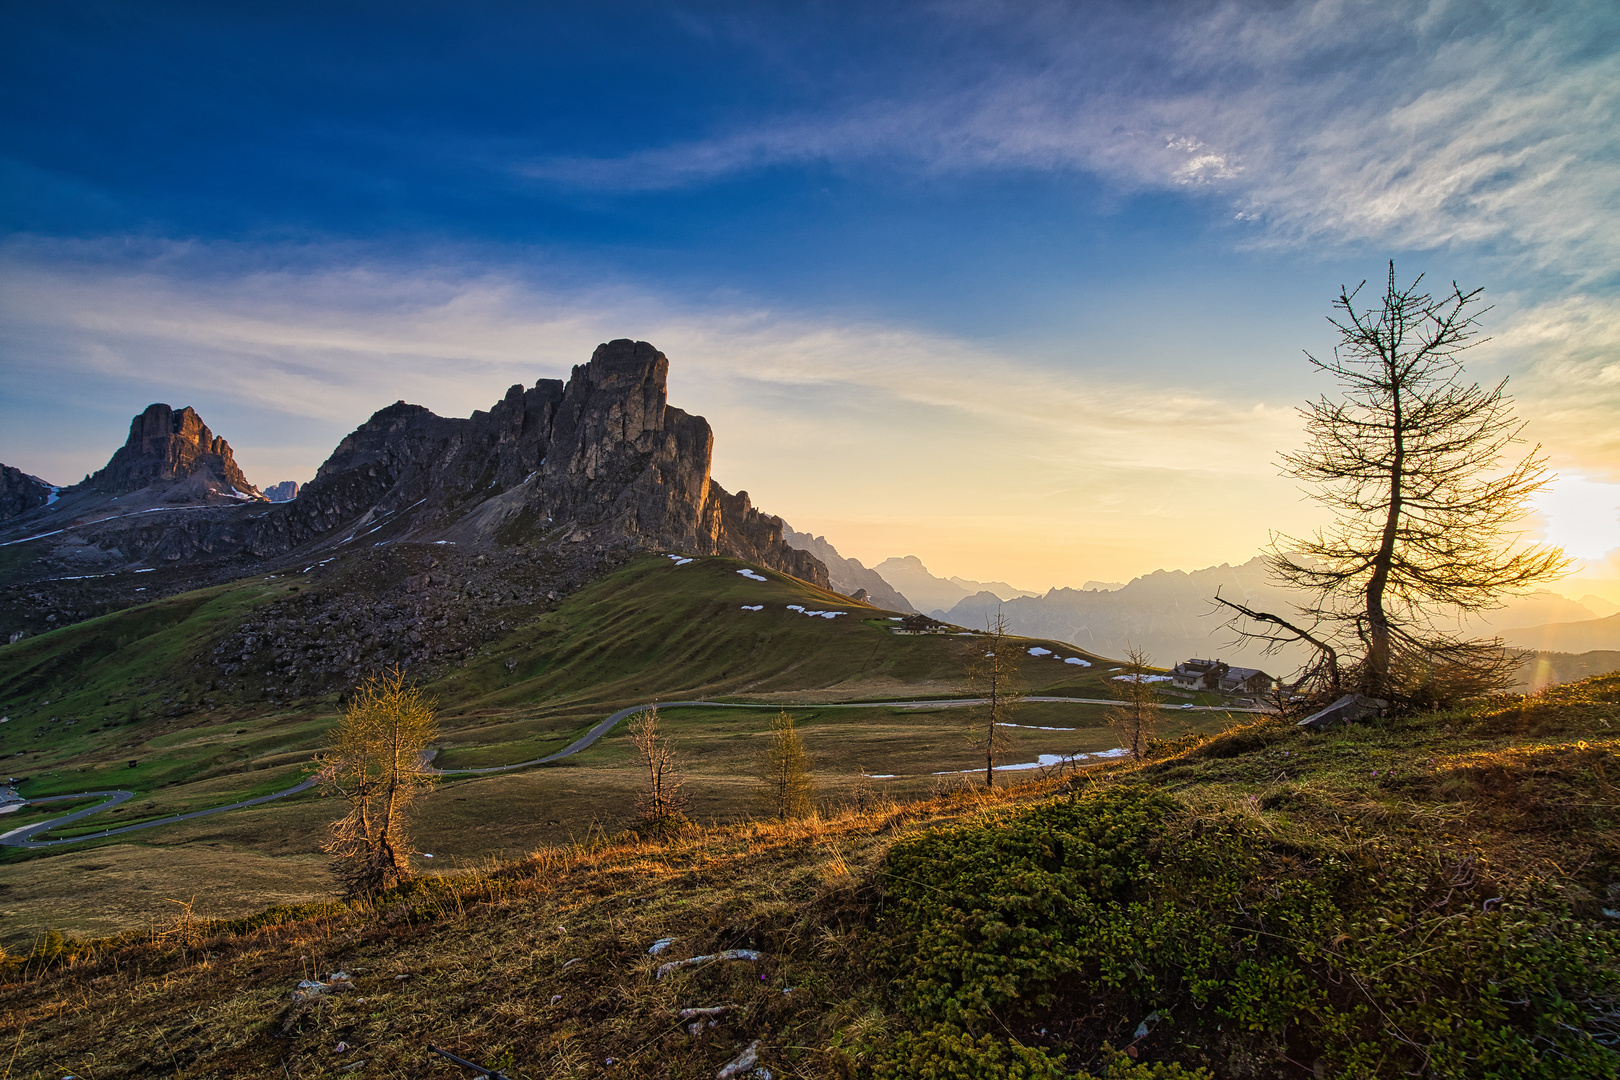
[1298,693,1388,731]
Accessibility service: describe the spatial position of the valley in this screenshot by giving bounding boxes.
[0,549,1249,946]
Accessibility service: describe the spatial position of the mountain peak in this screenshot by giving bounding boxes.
[83,403,259,499]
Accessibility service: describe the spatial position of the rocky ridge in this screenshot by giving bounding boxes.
[781,526,914,612]
[0,465,53,523]
[0,340,828,641]
[83,403,261,500]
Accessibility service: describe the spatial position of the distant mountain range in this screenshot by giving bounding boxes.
[784,535,1617,684]
[780,528,914,612]
[1500,614,1620,655]
[869,555,1038,614]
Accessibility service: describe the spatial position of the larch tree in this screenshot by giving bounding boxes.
[1105,646,1161,760]
[758,709,816,821]
[317,666,438,896]
[629,706,688,834]
[1221,263,1567,706]
[964,609,1024,787]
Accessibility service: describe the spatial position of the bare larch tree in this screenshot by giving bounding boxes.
[1222,263,1567,705]
[964,609,1024,787]
[1105,646,1162,759]
[629,706,688,833]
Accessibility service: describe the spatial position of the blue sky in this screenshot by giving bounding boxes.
[3,0,1618,595]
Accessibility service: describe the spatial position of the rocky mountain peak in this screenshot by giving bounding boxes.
[83,403,259,499]
[0,464,54,523]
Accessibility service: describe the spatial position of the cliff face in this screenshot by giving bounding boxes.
[0,465,53,523]
[260,339,824,583]
[0,340,825,595]
[83,404,260,499]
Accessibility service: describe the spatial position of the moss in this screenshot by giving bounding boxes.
[868,784,1620,1079]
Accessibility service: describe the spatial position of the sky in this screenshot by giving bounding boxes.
[2,0,1619,600]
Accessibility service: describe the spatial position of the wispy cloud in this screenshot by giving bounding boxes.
[522,1,1620,276]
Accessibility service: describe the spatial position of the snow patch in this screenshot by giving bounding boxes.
[740,605,764,611]
[783,603,843,619]
[996,722,1076,731]
[1064,657,1091,667]
[1027,647,1052,657]
[1112,674,1173,684]
[736,569,767,582]
[935,747,1131,775]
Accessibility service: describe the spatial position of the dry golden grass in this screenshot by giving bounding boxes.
[0,774,1074,1079]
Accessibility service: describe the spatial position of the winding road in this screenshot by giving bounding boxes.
[0,695,1263,848]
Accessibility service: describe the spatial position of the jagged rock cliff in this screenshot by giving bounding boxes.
[0,340,826,637]
[0,465,53,523]
[263,481,299,502]
[84,404,260,500]
[245,339,824,581]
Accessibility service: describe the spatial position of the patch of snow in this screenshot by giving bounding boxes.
[45,487,61,507]
[935,747,1131,775]
[134,567,155,573]
[736,568,768,582]
[997,723,1076,731]
[786,604,804,612]
[1112,674,1173,684]
[819,611,844,619]
[1063,657,1091,667]
[648,937,677,955]
[1027,647,1052,657]
[740,605,764,611]
[433,540,454,545]
[866,774,898,779]
[888,616,902,620]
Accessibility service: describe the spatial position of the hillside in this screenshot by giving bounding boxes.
[0,549,1235,945]
[3,673,1615,1079]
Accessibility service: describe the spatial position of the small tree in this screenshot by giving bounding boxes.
[317,667,437,896]
[964,610,1023,787]
[1105,646,1161,760]
[757,709,816,821]
[1224,263,1567,705]
[629,707,688,833]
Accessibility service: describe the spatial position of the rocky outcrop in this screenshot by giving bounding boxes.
[246,339,826,584]
[0,465,53,523]
[263,481,299,502]
[0,340,826,598]
[783,526,914,611]
[82,404,260,500]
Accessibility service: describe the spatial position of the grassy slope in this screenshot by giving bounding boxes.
[1,554,1220,944]
[0,553,1124,797]
[2,675,1615,1080]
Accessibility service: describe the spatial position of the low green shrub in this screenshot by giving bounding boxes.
[867,786,1619,1079]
